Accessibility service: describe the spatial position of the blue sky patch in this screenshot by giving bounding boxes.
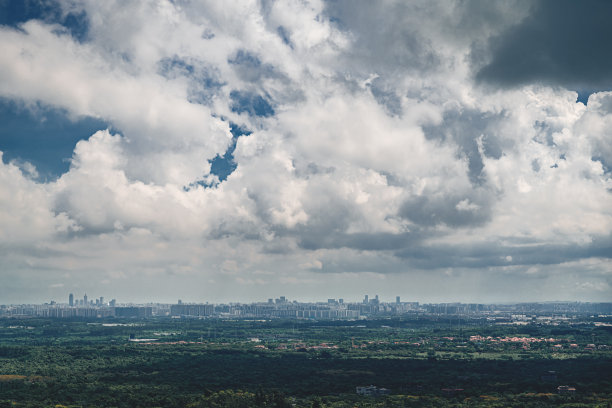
[209,123,251,182]
[0,0,89,42]
[229,90,274,117]
[228,50,262,69]
[576,90,593,105]
[0,99,110,179]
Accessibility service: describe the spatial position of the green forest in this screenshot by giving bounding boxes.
[0,317,610,407]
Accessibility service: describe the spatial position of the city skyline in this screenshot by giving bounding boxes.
[4,291,611,309]
[1,1,611,305]
[3,292,610,321]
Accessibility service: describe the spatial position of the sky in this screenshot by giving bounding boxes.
[0,0,611,305]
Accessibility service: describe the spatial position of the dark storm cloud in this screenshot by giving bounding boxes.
[475,0,612,91]
[396,234,612,269]
[398,191,492,228]
[291,229,611,272]
[298,231,423,252]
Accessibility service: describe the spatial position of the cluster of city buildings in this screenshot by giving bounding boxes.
[1,294,610,320]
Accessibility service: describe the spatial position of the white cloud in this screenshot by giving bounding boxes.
[0,1,610,303]
[0,153,78,243]
[0,20,232,185]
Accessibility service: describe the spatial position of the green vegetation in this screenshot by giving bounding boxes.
[0,318,610,407]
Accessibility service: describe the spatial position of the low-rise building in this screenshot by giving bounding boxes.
[356,385,390,396]
[557,385,576,394]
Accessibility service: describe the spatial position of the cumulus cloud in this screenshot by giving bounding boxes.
[0,18,232,185]
[0,152,78,243]
[0,0,610,303]
[474,0,612,91]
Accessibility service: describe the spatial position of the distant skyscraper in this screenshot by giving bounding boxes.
[364,295,369,304]
[69,293,74,307]
[99,297,104,306]
[396,296,400,304]
[83,294,88,306]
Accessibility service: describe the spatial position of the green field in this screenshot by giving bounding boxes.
[0,317,610,407]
